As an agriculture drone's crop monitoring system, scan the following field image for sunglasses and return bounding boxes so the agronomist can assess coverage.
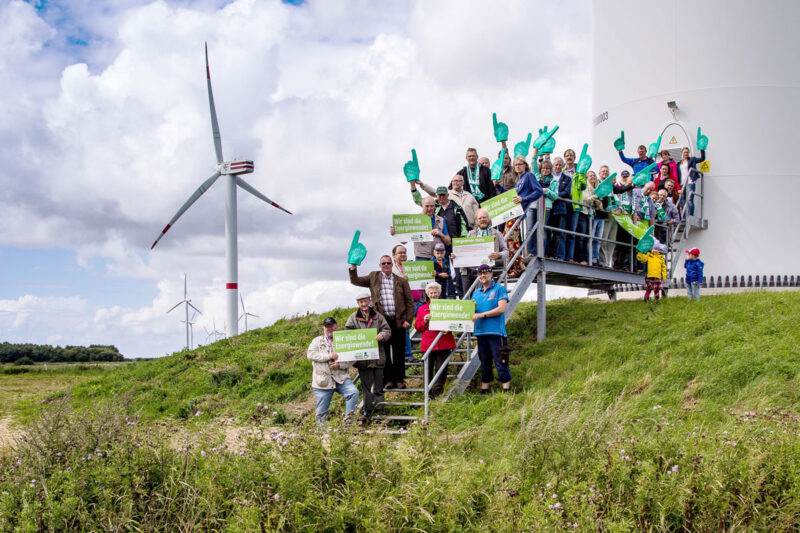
[380,262,392,265]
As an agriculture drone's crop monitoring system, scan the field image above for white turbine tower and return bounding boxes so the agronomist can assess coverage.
[181,310,199,350]
[151,44,292,339]
[205,320,225,343]
[167,274,202,350]
[238,293,259,332]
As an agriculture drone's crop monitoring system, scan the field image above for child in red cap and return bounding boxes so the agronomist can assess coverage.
[684,248,704,300]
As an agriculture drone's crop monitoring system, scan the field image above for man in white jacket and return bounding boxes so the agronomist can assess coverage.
[306,317,359,425]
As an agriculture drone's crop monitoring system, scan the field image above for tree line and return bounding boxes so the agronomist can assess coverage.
[0,342,125,364]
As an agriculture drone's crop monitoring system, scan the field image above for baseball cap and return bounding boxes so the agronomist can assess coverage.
[435,186,448,195]
[322,317,337,326]
[620,170,631,177]
[477,264,492,273]
[434,242,445,251]
[686,248,700,256]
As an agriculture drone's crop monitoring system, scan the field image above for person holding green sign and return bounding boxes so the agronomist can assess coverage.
[411,174,478,229]
[471,264,511,393]
[415,282,457,398]
[307,317,359,426]
[345,293,391,417]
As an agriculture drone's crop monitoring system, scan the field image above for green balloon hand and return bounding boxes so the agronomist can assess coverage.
[696,127,709,150]
[347,230,367,266]
[491,149,506,181]
[636,226,655,253]
[594,172,616,199]
[613,130,625,151]
[647,136,662,159]
[633,161,658,187]
[533,125,559,151]
[492,113,509,142]
[403,149,420,182]
[576,143,592,174]
[514,133,532,158]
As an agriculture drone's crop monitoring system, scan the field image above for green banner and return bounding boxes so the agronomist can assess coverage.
[333,329,379,362]
[402,261,435,290]
[612,213,650,239]
[480,189,523,224]
[429,299,476,333]
[392,214,433,242]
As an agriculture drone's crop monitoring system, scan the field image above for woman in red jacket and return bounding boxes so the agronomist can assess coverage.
[414,282,457,397]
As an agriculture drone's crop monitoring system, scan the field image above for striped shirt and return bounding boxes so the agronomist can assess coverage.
[379,273,395,317]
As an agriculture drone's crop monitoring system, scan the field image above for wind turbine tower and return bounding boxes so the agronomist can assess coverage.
[151,44,292,338]
[167,274,201,350]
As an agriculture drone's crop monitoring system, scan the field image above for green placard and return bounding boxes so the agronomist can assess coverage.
[612,213,650,239]
[480,189,524,224]
[402,261,435,290]
[429,299,476,333]
[333,329,379,362]
[392,214,433,242]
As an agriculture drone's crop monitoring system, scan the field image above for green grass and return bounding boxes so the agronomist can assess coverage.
[2,292,800,531]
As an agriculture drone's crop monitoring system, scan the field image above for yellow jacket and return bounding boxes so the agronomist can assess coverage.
[636,251,667,280]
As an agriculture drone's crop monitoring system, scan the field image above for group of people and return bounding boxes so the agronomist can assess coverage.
[307,131,708,424]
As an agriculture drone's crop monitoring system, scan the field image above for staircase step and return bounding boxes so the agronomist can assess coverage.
[378,401,424,407]
[384,387,424,393]
[368,415,419,422]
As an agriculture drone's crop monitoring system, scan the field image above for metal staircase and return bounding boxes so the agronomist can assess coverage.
[366,196,647,422]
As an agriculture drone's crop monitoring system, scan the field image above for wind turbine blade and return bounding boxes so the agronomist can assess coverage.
[151,170,221,249]
[239,292,245,310]
[188,302,202,315]
[236,177,293,215]
[247,313,259,318]
[205,43,224,164]
[166,301,185,314]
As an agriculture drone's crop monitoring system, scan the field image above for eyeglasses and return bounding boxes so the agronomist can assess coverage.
[380,262,392,265]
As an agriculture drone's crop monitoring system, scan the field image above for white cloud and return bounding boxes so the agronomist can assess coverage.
[0,0,594,357]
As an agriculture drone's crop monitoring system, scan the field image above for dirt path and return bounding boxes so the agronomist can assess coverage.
[0,416,19,451]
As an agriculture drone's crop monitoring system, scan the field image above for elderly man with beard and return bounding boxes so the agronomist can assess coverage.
[452,208,509,295]
[344,292,391,417]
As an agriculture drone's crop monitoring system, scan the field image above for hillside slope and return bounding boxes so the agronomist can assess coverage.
[3,291,799,531]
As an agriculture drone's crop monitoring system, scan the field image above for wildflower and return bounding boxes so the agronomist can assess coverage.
[554,502,562,509]
[552,493,558,499]
[257,402,262,407]
[272,411,277,416]
[195,411,201,417]
[200,451,207,457]
[56,452,62,457]
[653,405,662,410]
[671,465,679,473]
[479,459,484,464]
[273,493,280,501]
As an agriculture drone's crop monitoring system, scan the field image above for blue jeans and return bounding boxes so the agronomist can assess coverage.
[524,205,539,255]
[591,219,605,264]
[687,281,700,300]
[551,212,568,260]
[477,335,511,383]
[314,378,359,424]
[564,209,579,261]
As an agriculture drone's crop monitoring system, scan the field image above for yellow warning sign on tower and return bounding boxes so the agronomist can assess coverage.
[699,161,710,172]
[669,136,677,144]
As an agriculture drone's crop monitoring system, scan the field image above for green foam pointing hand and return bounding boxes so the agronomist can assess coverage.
[647,136,662,159]
[636,226,655,253]
[514,133,532,158]
[594,173,616,199]
[492,113,509,142]
[403,149,420,182]
[696,127,708,150]
[533,125,559,151]
[347,230,367,266]
[491,149,506,181]
[633,162,658,187]
[614,130,625,151]
[576,143,592,174]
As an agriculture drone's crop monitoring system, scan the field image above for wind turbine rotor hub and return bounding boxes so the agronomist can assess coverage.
[220,160,254,175]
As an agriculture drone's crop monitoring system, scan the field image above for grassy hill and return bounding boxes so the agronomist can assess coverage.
[2,291,799,531]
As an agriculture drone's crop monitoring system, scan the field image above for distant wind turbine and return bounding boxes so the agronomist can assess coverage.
[151,43,292,339]
[181,310,199,350]
[167,274,202,350]
[238,293,259,332]
[204,319,225,344]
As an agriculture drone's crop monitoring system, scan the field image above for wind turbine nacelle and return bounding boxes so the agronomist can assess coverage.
[220,160,254,175]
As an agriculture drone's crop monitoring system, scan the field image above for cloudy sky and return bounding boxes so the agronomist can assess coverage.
[0,0,592,358]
